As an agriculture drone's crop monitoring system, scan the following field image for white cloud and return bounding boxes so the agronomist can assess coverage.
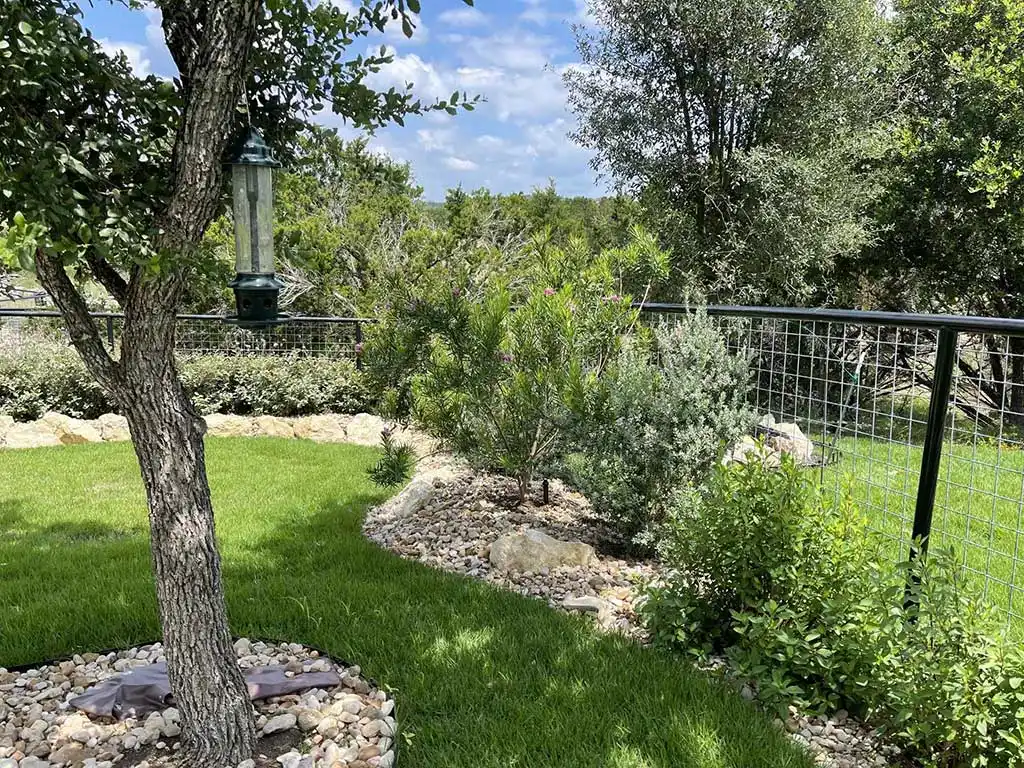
[98,39,151,76]
[461,32,557,71]
[386,11,429,45]
[519,0,553,26]
[444,156,479,171]
[417,128,455,152]
[438,6,489,27]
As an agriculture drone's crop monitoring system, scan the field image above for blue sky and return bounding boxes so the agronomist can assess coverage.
[80,0,602,201]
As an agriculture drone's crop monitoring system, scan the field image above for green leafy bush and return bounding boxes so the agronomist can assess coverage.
[180,355,372,416]
[367,428,416,488]
[642,458,1024,766]
[0,347,373,420]
[0,345,109,420]
[366,228,669,502]
[559,312,751,540]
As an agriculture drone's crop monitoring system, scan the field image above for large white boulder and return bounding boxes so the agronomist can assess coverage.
[345,413,388,447]
[293,414,348,442]
[40,412,103,445]
[489,529,596,572]
[95,413,131,442]
[204,413,255,438]
[253,415,295,438]
[769,422,815,465]
[2,419,62,449]
[723,435,781,467]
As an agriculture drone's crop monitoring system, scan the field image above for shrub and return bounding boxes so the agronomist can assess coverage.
[0,348,373,420]
[558,312,751,540]
[367,428,416,488]
[642,457,1024,766]
[180,355,372,416]
[0,344,110,420]
[366,228,669,502]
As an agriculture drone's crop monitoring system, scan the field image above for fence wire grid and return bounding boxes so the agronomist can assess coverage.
[645,307,1024,632]
[0,311,365,362]
[7,305,1024,630]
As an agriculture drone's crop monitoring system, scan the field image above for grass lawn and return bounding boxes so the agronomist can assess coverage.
[816,431,1024,633]
[0,439,811,768]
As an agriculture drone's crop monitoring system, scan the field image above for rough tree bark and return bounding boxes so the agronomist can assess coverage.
[34,0,264,764]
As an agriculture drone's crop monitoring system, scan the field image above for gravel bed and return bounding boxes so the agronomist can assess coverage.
[0,639,395,767]
[364,458,904,768]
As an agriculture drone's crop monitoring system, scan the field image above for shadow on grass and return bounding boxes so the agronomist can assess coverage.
[0,440,809,768]
[222,496,810,768]
[0,501,157,664]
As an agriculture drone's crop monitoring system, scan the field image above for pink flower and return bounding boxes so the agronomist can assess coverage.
[354,342,365,355]
[500,352,513,363]
[604,294,622,303]
[452,286,462,297]
[544,287,556,296]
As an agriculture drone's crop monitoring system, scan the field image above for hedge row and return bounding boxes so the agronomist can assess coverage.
[0,347,374,421]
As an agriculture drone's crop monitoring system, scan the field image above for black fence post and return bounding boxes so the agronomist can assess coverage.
[105,316,115,350]
[906,327,957,595]
[354,320,363,371]
[910,328,957,557]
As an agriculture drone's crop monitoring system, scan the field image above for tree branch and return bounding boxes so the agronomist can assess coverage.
[84,251,130,306]
[34,248,122,392]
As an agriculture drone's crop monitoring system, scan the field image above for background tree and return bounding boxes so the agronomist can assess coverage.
[866,0,1024,414]
[196,126,424,315]
[0,0,472,764]
[566,0,890,304]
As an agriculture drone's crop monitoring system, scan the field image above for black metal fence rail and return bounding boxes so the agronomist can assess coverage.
[642,304,1024,631]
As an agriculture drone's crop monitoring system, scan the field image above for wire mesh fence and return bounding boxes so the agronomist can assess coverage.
[8,304,1024,629]
[0,310,366,363]
[643,305,1024,632]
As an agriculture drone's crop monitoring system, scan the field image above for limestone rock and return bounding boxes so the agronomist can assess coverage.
[724,435,781,467]
[95,413,130,442]
[41,412,103,445]
[562,596,607,614]
[262,713,297,735]
[345,413,387,447]
[389,477,436,519]
[204,413,254,438]
[769,422,815,465]
[253,415,295,439]
[1,419,61,449]
[489,529,595,572]
[293,414,348,442]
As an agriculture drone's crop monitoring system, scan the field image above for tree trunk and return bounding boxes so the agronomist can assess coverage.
[1008,335,1024,427]
[36,248,258,766]
[123,355,256,765]
[121,274,257,765]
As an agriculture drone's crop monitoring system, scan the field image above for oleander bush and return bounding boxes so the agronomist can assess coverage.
[642,457,1024,767]
[366,228,670,502]
[0,346,373,420]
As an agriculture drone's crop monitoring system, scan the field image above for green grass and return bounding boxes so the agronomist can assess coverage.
[0,439,810,768]
[817,431,1024,632]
